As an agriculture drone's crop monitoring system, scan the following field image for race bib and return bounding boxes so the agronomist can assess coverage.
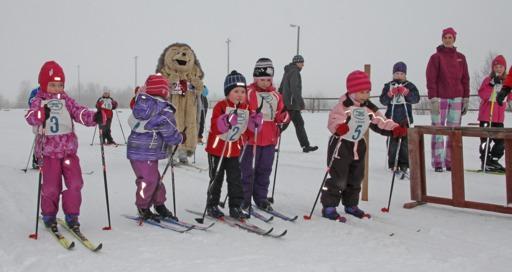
[128,114,150,133]
[219,107,249,142]
[42,99,73,136]
[101,98,113,110]
[256,92,278,121]
[341,107,370,142]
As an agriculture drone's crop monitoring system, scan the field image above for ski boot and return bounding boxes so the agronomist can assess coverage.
[344,206,370,219]
[302,145,319,153]
[43,215,58,230]
[154,204,178,221]
[256,199,273,212]
[321,207,346,222]
[138,208,160,222]
[206,205,225,219]
[488,158,506,172]
[229,206,250,220]
[65,214,81,232]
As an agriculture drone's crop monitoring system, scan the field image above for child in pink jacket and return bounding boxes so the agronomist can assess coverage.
[25,61,103,232]
[477,55,511,172]
[320,70,407,222]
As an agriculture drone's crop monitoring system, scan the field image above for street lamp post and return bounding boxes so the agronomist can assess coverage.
[77,65,81,102]
[290,24,301,55]
[134,56,138,87]
[226,38,231,74]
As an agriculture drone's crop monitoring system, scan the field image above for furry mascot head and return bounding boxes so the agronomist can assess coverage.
[156,43,204,93]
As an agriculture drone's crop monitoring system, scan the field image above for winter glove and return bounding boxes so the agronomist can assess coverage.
[94,110,106,126]
[276,110,290,125]
[217,113,238,133]
[248,112,264,131]
[336,123,350,136]
[489,76,502,87]
[392,126,408,138]
[461,97,470,116]
[430,98,440,116]
[496,86,511,106]
[37,104,51,122]
[387,87,399,98]
[396,86,409,96]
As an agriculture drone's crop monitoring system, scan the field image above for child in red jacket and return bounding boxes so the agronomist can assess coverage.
[477,55,511,172]
[204,71,256,220]
[241,58,290,212]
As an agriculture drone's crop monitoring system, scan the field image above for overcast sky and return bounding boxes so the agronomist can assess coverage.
[1,0,511,102]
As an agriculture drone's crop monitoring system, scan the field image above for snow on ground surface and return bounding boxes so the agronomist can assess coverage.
[0,108,511,272]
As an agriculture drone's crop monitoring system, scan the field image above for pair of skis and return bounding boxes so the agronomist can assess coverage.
[250,207,298,222]
[43,218,102,252]
[186,210,287,238]
[123,215,214,233]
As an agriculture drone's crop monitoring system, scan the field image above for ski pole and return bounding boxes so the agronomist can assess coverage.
[97,123,112,230]
[90,125,97,146]
[115,109,127,144]
[245,100,264,215]
[23,135,36,173]
[381,137,403,213]
[483,85,498,173]
[304,136,343,220]
[29,122,46,240]
[160,128,186,217]
[195,106,239,224]
[268,125,283,204]
[385,83,398,169]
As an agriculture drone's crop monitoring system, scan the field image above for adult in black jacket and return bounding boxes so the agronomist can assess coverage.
[279,55,317,153]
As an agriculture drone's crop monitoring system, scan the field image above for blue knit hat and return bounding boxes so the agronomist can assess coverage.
[292,55,304,63]
[393,62,407,74]
[224,70,246,96]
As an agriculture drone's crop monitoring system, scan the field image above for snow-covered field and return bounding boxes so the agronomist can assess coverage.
[1,109,511,272]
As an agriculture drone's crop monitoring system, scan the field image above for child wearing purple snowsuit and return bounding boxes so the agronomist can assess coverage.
[127,74,184,220]
[25,61,101,230]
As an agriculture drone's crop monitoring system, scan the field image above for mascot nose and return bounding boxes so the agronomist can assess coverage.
[181,52,186,57]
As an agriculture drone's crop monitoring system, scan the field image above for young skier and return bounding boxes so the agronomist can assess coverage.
[241,58,290,212]
[96,91,118,145]
[379,62,420,174]
[477,55,510,172]
[127,74,185,220]
[320,70,407,221]
[25,61,104,232]
[204,71,256,219]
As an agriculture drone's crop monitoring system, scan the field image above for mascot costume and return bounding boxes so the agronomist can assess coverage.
[156,43,204,163]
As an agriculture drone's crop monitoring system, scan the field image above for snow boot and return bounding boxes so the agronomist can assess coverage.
[302,145,319,153]
[138,207,160,222]
[322,207,346,222]
[42,215,57,229]
[229,207,250,220]
[256,199,273,212]
[154,204,178,221]
[344,206,368,219]
[65,214,80,232]
[488,158,506,172]
[206,205,225,219]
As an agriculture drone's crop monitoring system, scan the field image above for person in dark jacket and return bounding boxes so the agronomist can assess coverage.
[279,55,317,153]
[379,62,420,173]
[426,27,470,172]
[96,91,118,145]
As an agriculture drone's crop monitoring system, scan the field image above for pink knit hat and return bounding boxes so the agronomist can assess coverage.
[346,70,371,93]
[492,55,507,68]
[442,27,457,40]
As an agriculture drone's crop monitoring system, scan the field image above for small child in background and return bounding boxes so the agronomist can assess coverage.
[379,62,420,175]
[477,55,510,172]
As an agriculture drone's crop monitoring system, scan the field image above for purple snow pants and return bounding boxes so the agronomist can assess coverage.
[130,160,167,209]
[240,144,275,206]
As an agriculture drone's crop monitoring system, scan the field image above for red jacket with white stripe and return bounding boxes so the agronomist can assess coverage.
[245,83,290,146]
[205,99,250,158]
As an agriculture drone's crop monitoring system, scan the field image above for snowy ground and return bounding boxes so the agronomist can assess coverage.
[1,108,511,272]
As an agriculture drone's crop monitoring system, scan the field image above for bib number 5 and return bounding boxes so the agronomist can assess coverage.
[352,124,362,141]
